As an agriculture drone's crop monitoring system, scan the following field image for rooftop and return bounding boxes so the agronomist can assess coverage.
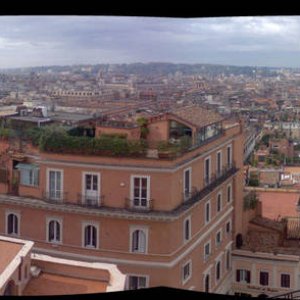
[169,105,223,128]
[23,272,107,296]
[0,240,22,274]
[257,190,300,220]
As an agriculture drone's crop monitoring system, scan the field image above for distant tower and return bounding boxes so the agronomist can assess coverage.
[97,70,105,87]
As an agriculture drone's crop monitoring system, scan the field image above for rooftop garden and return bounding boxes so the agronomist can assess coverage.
[2,123,194,159]
[23,126,148,157]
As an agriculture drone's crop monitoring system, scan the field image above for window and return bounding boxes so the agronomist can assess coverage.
[227,145,232,167]
[216,261,221,281]
[226,221,231,234]
[227,184,232,203]
[83,224,98,248]
[281,274,290,288]
[18,264,22,281]
[260,271,269,286]
[183,217,191,242]
[128,276,147,290]
[216,230,222,246]
[204,274,210,293]
[205,201,211,224]
[17,164,39,187]
[47,169,63,200]
[217,192,222,213]
[204,157,211,186]
[236,269,251,283]
[204,241,211,260]
[183,168,191,200]
[47,219,61,243]
[226,250,231,270]
[7,213,19,235]
[131,176,150,208]
[182,261,192,284]
[131,229,147,253]
[82,172,100,206]
[216,151,222,177]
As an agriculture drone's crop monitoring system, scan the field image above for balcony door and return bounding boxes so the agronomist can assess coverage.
[83,173,100,205]
[48,170,62,200]
[183,168,192,201]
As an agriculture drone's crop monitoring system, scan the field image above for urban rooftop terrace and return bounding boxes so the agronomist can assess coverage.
[0,104,234,160]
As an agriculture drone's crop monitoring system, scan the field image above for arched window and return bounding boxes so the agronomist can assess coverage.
[7,213,18,235]
[205,274,210,293]
[132,230,146,253]
[48,220,61,242]
[84,225,97,248]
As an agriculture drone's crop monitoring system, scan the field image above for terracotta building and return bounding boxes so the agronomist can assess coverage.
[0,105,244,293]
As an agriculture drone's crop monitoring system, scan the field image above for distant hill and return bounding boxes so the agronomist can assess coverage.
[0,62,290,77]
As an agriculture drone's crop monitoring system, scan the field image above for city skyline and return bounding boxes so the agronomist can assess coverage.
[1,16,300,69]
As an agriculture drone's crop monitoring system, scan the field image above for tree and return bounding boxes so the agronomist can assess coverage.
[136,117,149,140]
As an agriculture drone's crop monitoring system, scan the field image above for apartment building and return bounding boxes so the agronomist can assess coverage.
[0,105,244,293]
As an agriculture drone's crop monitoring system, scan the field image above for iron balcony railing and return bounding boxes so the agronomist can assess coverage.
[125,197,154,212]
[204,163,235,188]
[76,194,104,208]
[182,162,237,206]
[42,191,69,203]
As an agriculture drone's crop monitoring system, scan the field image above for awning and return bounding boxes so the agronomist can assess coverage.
[15,163,39,170]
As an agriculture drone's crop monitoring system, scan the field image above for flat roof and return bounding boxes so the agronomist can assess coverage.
[48,112,95,122]
[23,272,107,296]
[0,240,23,274]
[10,116,52,123]
[258,191,300,219]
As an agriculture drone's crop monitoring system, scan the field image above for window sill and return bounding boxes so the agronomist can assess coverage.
[131,250,147,254]
[182,276,191,286]
[83,245,97,249]
[204,255,211,262]
[19,184,39,188]
[48,241,62,246]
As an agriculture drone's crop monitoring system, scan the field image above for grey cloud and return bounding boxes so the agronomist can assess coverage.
[1,16,300,68]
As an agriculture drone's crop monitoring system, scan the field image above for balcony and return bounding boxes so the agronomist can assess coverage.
[76,194,104,208]
[125,197,154,212]
[180,162,237,210]
[42,191,69,203]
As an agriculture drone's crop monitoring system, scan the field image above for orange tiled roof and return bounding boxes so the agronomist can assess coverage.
[258,191,300,220]
[0,240,22,274]
[23,272,107,296]
[169,105,223,128]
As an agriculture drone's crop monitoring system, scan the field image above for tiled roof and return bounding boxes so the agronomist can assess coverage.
[23,272,107,296]
[169,105,224,128]
[0,240,22,274]
[258,191,300,220]
[250,216,285,232]
[244,230,281,252]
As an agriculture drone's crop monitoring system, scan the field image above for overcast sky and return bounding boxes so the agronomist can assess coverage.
[0,16,300,69]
